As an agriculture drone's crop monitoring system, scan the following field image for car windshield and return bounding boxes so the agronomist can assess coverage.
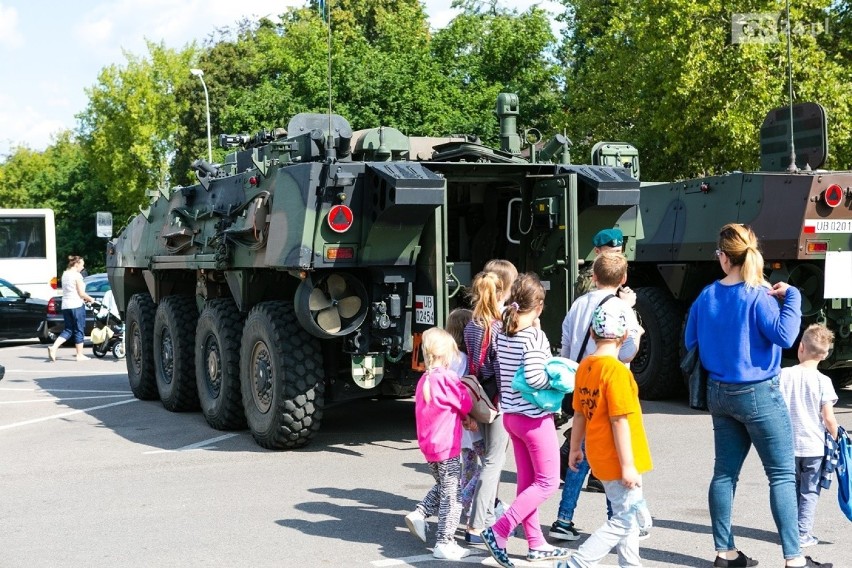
[84,276,111,294]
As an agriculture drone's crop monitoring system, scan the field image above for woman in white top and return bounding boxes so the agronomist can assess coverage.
[48,256,95,362]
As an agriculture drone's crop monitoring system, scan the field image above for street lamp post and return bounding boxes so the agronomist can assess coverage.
[190,68,212,163]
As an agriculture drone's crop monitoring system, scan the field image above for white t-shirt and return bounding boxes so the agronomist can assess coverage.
[61,270,85,310]
[779,365,838,457]
[560,289,641,364]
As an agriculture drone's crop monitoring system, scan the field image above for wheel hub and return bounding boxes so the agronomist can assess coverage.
[160,329,174,385]
[130,323,142,375]
[250,341,273,414]
[204,335,222,397]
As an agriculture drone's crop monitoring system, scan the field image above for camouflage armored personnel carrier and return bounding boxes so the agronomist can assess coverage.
[106,93,641,449]
[626,103,852,399]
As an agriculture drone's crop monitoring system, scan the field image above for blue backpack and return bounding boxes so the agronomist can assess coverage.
[838,426,852,522]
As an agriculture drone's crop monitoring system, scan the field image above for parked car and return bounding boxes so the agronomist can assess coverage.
[0,277,48,342]
[43,273,111,343]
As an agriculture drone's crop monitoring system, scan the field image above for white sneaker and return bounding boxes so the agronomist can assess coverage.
[433,541,470,560]
[47,346,57,361]
[76,355,91,361]
[405,510,426,543]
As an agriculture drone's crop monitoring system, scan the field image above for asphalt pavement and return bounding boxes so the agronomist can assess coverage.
[1,340,850,568]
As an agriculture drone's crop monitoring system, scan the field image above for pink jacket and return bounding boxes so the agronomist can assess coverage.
[414,367,473,462]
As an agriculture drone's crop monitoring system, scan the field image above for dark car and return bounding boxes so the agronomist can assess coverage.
[44,273,111,342]
[0,277,49,342]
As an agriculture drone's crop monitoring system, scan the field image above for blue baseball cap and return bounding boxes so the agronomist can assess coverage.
[592,228,624,248]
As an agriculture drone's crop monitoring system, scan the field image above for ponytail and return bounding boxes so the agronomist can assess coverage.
[718,223,765,288]
[470,272,502,327]
[501,272,545,336]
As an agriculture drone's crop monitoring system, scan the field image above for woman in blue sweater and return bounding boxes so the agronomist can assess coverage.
[685,224,830,568]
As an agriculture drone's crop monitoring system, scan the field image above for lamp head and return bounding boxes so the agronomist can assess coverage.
[190,68,204,77]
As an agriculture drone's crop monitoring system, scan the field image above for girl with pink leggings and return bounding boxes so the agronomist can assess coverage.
[480,273,570,568]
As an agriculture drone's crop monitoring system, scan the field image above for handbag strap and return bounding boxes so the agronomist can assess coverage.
[576,294,616,361]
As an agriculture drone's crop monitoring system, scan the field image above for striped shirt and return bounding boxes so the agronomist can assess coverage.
[463,319,502,398]
[495,326,551,418]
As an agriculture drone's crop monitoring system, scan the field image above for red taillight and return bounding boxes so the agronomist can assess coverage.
[806,241,829,254]
[47,298,58,315]
[50,277,58,290]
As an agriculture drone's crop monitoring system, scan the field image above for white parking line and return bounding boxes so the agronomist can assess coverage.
[0,398,138,430]
[0,394,134,404]
[371,553,609,567]
[6,369,127,379]
[0,388,132,393]
[143,433,239,454]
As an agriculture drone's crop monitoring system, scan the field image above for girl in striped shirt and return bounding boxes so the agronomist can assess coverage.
[480,273,570,567]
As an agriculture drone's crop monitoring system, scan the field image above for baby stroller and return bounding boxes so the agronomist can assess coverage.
[90,300,125,359]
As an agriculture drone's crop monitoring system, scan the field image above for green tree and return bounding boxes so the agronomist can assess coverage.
[558,0,852,179]
[0,132,109,272]
[431,5,565,145]
[77,41,199,219]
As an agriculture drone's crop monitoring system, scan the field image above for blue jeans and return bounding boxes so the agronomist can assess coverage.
[557,441,613,521]
[707,377,800,559]
[564,480,644,568]
[60,306,86,344]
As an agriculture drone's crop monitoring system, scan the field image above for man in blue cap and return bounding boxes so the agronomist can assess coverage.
[575,228,633,302]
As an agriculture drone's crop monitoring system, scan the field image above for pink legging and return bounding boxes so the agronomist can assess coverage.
[491,412,560,550]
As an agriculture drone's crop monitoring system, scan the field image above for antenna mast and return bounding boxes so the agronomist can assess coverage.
[785,0,797,172]
[325,0,336,161]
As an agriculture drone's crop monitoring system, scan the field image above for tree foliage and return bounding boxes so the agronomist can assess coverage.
[77,41,198,220]
[558,0,852,179]
[0,132,109,272]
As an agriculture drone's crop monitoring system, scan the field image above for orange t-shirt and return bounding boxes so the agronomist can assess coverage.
[573,354,653,481]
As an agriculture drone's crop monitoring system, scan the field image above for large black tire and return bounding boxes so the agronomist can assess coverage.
[827,368,852,390]
[196,298,246,430]
[154,295,200,412]
[126,293,158,400]
[240,301,324,449]
[632,287,683,400]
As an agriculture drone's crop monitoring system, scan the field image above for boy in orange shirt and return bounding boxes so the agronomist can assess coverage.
[557,302,653,568]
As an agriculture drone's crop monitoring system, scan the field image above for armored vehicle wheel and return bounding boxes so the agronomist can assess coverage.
[240,301,324,450]
[196,298,246,430]
[126,293,158,400]
[632,287,683,400]
[827,368,852,389]
[154,296,200,412]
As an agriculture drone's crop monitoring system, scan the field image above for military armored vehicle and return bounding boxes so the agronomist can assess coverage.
[106,93,641,449]
[626,103,852,399]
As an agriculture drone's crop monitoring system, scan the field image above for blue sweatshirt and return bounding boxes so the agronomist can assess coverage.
[684,281,801,384]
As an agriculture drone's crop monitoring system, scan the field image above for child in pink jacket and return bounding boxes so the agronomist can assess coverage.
[405,327,474,561]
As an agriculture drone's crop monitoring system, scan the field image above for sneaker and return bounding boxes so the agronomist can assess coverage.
[713,551,758,567]
[800,534,819,548]
[549,520,581,541]
[481,527,514,568]
[465,531,484,544]
[800,557,832,567]
[526,547,571,562]
[404,510,426,543]
[638,530,650,541]
[433,541,470,560]
[585,475,605,493]
[76,354,91,361]
[47,346,57,362]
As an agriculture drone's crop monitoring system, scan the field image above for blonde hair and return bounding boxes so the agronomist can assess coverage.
[718,223,765,288]
[446,308,472,353]
[484,259,518,300]
[421,327,460,370]
[469,272,503,327]
[800,324,834,360]
[593,252,627,288]
[502,272,546,336]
